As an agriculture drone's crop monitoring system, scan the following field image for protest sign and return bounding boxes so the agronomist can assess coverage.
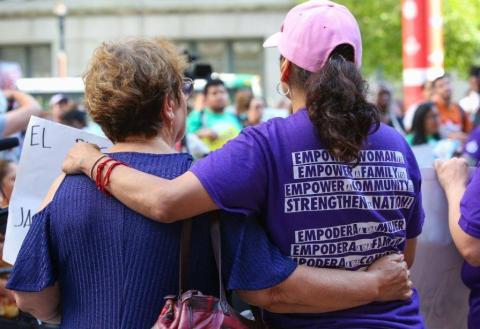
[3,116,112,264]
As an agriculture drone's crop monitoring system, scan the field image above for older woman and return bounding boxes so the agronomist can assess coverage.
[8,37,411,328]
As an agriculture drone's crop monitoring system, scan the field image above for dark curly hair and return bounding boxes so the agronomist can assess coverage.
[84,38,187,142]
[287,44,380,164]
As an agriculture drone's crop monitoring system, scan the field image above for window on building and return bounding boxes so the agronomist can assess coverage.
[175,39,263,75]
[0,44,52,77]
[232,40,262,75]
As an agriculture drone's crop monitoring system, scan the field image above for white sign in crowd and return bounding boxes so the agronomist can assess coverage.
[3,116,112,265]
[2,117,472,328]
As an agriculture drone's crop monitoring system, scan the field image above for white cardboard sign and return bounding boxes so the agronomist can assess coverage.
[3,116,112,264]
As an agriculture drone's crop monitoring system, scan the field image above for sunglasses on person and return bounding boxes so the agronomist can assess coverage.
[182,78,194,99]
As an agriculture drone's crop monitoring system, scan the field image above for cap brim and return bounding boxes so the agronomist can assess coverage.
[263,32,282,48]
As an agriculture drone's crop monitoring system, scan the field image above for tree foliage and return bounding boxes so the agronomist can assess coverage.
[299,0,480,79]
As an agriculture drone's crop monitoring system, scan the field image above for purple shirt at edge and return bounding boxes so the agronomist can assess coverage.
[191,109,425,329]
[460,165,480,329]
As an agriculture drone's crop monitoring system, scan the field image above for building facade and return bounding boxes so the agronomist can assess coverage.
[0,0,295,104]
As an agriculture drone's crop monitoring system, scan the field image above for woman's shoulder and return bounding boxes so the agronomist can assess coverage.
[43,152,194,212]
[108,152,193,178]
[366,124,420,168]
[368,123,409,146]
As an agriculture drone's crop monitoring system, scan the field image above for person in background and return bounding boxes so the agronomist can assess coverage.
[376,86,405,134]
[432,74,472,142]
[0,62,22,92]
[244,97,264,127]
[59,103,87,130]
[233,88,253,125]
[405,102,441,146]
[435,158,480,329]
[186,79,242,151]
[459,66,480,126]
[404,81,434,132]
[0,90,41,138]
[0,159,16,208]
[48,94,70,123]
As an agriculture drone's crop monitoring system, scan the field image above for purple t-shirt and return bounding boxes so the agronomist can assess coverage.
[191,109,425,328]
[459,165,480,329]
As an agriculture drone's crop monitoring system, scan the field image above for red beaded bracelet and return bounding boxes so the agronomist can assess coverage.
[95,158,115,193]
[102,160,128,196]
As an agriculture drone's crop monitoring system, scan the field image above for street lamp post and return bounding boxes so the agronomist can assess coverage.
[53,2,68,77]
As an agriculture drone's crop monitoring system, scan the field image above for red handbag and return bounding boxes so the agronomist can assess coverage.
[152,212,265,329]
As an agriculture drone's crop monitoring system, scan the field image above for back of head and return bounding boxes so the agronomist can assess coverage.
[264,1,379,164]
[305,45,379,163]
[84,37,187,143]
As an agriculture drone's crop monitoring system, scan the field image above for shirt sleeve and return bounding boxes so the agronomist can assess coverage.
[404,144,425,239]
[459,166,480,238]
[220,213,297,291]
[186,110,203,134]
[190,127,270,217]
[6,204,58,292]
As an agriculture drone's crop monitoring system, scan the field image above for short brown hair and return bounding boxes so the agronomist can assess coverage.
[84,38,187,142]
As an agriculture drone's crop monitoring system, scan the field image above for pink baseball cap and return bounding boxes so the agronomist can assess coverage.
[263,0,362,72]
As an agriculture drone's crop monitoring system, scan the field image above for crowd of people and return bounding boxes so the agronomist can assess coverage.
[376,67,480,168]
[0,0,477,328]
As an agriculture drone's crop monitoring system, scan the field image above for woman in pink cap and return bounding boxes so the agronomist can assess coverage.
[62,1,424,328]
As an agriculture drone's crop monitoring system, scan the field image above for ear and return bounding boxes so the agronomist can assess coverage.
[280,58,292,84]
[161,95,176,122]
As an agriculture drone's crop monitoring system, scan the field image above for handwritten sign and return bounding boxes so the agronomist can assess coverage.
[410,168,474,329]
[3,116,112,264]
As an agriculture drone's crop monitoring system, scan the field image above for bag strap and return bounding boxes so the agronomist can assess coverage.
[178,219,192,296]
[210,213,268,327]
[210,211,227,303]
[251,306,265,325]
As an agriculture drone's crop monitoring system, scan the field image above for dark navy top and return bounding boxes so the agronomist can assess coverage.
[7,152,296,329]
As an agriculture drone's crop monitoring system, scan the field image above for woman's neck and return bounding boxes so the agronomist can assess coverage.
[290,88,307,113]
[108,135,177,154]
